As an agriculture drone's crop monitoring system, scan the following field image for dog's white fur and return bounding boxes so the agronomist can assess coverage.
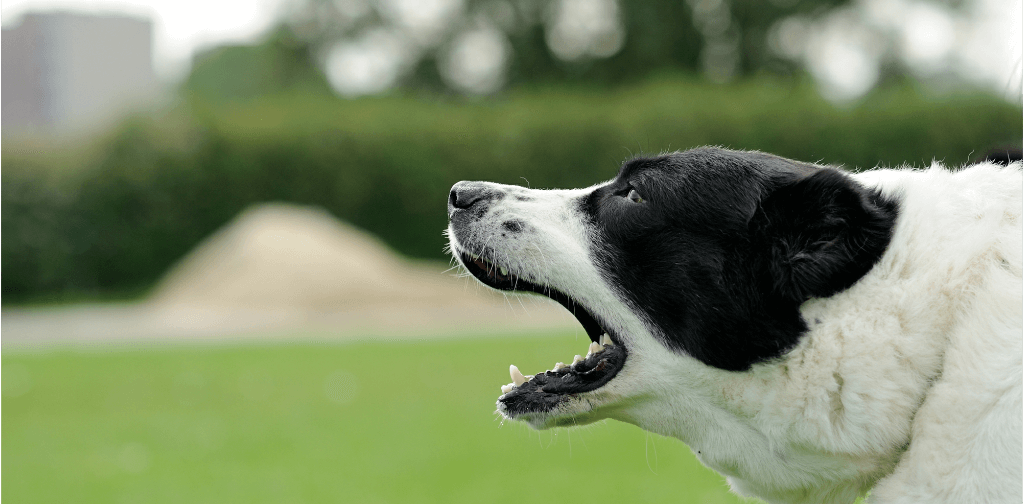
[449,160,1022,503]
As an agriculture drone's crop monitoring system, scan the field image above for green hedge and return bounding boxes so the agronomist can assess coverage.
[3,76,1021,303]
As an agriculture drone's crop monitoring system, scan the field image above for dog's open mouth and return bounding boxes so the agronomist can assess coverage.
[459,250,627,418]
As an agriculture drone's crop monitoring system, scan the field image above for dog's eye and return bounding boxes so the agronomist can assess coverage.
[627,188,645,203]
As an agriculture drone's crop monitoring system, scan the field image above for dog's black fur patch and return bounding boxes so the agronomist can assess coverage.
[502,220,525,233]
[976,146,1023,166]
[582,148,899,371]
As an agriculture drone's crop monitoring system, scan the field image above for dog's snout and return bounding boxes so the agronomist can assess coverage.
[449,181,503,217]
[449,182,483,210]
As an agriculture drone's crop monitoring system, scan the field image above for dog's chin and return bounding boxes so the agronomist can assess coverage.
[451,245,629,425]
[499,393,614,430]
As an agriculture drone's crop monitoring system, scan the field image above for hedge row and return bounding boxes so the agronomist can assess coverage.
[3,76,1021,303]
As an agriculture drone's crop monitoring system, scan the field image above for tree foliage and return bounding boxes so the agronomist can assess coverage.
[185,0,853,100]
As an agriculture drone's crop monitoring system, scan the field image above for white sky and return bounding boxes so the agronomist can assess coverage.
[1,0,290,80]
[2,0,1020,101]
[808,0,1023,102]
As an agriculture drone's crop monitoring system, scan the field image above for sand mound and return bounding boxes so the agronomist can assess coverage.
[152,203,488,309]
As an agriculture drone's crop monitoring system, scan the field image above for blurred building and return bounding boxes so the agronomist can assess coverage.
[2,12,157,135]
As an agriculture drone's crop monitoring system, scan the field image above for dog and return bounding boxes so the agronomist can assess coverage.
[445,147,1022,504]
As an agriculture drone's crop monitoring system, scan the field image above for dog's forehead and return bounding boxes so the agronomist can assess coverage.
[600,150,770,227]
[616,148,816,183]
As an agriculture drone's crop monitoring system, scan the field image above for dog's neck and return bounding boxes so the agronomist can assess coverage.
[611,236,963,502]
[611,330,917,503]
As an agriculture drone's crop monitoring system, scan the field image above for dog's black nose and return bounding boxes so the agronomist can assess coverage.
[449,181,488,213]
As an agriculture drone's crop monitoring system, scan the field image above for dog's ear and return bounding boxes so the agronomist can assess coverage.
[752,168,897,302]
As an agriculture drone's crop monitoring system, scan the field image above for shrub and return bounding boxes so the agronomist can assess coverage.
[3,76,1020,303]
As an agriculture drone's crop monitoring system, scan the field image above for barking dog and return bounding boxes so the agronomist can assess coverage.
[445,147,1022,504]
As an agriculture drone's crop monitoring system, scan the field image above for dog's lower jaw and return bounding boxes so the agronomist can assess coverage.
[498,395,594,430]
[497,399,598,430]
[495,346,630,428]
[499,392,637,430]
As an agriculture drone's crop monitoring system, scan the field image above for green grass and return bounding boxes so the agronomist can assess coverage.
[2,333,751,504]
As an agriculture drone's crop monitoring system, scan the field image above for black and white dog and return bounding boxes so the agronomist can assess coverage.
[446,147,1022,504]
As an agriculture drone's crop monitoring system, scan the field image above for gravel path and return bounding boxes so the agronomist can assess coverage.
[1,295,577,351]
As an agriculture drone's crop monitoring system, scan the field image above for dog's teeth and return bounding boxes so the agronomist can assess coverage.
[572,354,584,365]
[600,334,613,346]
[510,365,526,386]
[553,362,567,371]
[501,384,513,394]
[588,341,604,356]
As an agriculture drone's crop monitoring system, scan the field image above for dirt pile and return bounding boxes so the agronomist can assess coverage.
[153,203,467,308]
[144,202,574,339]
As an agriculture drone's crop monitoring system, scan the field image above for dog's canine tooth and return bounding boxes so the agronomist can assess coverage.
[600,334,613,346]
[510,365,526,386]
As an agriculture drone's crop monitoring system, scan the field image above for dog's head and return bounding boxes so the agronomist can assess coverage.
[446,147,897,429]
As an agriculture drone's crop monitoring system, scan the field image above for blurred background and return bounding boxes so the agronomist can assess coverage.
[2,0,1022,502]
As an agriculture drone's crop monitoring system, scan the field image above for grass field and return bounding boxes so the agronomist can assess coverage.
[2,332,752,504]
